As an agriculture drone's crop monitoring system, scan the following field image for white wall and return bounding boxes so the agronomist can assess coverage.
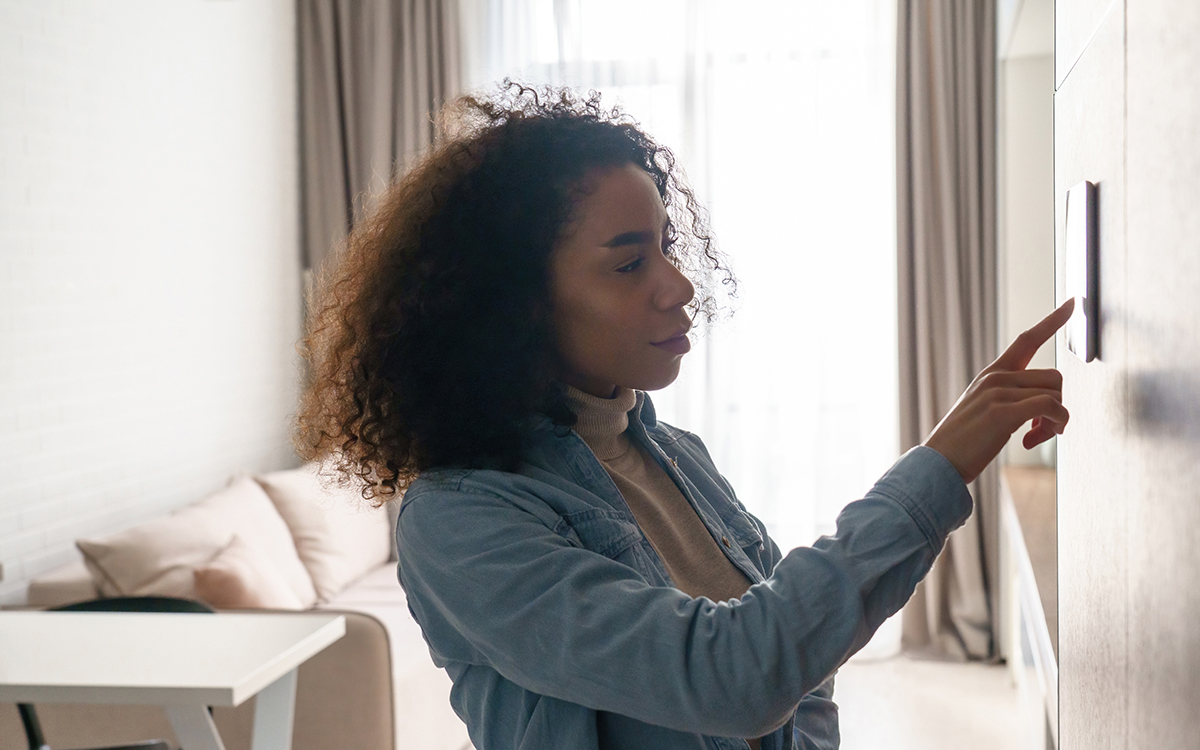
[0,0,303,604]
[997,0,1055,468]
[997,53,1056,466]
[998,55,1055,351]
[997,0,1055,469]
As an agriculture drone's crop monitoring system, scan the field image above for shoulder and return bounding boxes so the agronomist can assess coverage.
[400,467,562,528]
[396,449,620,547]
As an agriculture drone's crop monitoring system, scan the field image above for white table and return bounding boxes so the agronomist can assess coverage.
[0,611,345,750]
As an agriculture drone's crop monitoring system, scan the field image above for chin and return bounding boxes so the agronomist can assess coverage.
[629,364,683,392]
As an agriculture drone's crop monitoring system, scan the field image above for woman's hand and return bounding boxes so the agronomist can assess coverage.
[923,298,1075,484]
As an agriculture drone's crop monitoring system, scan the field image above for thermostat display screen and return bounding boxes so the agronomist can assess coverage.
[1064,180,1098,361]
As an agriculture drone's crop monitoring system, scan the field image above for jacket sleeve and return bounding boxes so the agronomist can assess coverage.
[791,675,838,750]
[751,496,841,748]
[396,446,971,740]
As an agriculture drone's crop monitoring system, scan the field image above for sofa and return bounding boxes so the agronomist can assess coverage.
[0,464,472,750]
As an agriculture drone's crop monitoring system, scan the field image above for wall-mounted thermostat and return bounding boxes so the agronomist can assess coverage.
[1064,180,1098,361]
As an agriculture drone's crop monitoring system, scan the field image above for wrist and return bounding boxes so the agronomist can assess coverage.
[920,438,972,484]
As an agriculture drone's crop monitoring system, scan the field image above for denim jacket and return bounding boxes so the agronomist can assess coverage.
[396,392,972,750]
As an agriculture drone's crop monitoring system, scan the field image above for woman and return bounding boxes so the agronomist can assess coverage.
[297,84,1072,750]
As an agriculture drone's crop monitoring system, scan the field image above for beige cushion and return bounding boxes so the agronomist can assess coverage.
[321,562,401,606]
[255,464,391,602]
[194,535,306,610]
[27,558,101,608]
[76,477,317,606]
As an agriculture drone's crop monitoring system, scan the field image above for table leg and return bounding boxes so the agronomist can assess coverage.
[250,668,298,750]
[166,705,226,750]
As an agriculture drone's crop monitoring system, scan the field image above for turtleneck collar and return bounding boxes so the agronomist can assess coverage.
[564,385,638,458]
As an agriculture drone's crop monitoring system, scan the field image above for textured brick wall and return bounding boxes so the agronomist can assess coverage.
[0,0,303,603]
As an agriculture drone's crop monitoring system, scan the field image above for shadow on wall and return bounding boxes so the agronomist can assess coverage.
[1129,369,1200,442]
[1098,303,1200,443]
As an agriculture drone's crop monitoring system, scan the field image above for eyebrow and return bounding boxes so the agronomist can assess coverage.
[601,230,657,248]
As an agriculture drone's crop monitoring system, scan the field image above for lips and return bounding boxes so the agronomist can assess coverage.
[652,324,691,345]
[652,328,692,355]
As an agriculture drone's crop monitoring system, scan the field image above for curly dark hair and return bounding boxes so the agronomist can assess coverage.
[296,82,734,501]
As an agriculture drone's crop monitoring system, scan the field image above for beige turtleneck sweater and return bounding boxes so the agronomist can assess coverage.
[566,386,754,602]
[566,387,761,745]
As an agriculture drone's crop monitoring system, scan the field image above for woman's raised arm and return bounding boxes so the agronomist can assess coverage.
[395,446,971,741]
[924,299,1074,483]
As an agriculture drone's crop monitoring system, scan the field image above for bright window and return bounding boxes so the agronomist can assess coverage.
[462,0,899,553]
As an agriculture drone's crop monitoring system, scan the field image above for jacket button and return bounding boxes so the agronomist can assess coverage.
[721,536,730,548]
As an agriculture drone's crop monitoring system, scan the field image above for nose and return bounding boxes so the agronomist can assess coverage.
[652,257,696,312]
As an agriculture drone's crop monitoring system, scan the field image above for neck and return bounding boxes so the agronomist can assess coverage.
[563,385,637,442]
[559,372,617,399]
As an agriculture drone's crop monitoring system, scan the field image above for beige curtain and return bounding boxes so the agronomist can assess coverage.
[298,0,462,270]
[896,0,999,661]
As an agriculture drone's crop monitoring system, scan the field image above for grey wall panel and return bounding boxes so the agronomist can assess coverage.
[1055,0,1120,88]
[1124,1,1200,747]
[1053,8,1129,750]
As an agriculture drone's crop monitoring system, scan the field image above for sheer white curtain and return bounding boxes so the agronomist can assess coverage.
[460,0,898,559]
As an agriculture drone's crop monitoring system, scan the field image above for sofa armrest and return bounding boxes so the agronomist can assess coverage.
[209,610,394,750]
[321,566,471,750]
[290,610,395,750]
[26,559,99,609]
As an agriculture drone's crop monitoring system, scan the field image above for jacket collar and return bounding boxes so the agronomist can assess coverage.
[632,390,659,430]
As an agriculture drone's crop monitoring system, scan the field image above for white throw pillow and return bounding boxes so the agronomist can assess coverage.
[76,477,317,607]
[254,464,391,602]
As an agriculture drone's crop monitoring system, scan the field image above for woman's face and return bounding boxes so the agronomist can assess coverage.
[550,163,696,398]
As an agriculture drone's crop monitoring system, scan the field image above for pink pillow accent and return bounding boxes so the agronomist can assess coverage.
[193,535,305,610]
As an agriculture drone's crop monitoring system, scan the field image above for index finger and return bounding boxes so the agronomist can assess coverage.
[992,297,1075,371]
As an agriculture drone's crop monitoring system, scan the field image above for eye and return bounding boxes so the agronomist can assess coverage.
[616,256,645,273]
